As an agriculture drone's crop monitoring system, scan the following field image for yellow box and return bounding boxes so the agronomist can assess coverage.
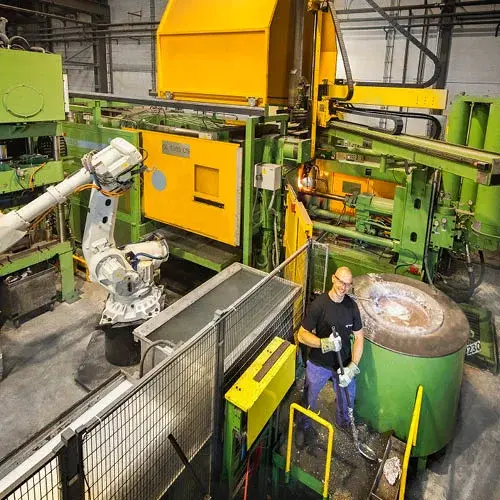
[142,130,242,246]
[225,337,296,448]
[156,0,294,106]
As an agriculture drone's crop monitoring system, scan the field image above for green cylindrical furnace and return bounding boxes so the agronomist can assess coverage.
[353,274,468,457]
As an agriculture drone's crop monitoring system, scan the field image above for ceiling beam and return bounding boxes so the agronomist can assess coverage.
[38,0,109,18]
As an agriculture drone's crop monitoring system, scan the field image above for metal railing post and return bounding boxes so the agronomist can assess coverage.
[210,310,227,494]
[59,428,85,500]
[305,238,315,304]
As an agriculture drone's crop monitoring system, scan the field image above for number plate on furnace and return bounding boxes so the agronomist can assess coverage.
[466,341,481,356]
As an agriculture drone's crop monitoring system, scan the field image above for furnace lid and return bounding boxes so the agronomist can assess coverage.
[353,273,469,357]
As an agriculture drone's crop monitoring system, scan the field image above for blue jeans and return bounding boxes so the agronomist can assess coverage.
[301,360,356,429]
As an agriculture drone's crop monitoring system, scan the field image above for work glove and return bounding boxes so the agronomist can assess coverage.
[320,333,342,353]
[338,362,360,387]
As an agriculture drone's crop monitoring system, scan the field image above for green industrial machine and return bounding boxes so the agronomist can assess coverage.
[0,47,77,324]
[311,119,500,278]
[65,96,312,273]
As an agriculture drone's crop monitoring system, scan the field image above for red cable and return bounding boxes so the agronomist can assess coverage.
[243,457,251,500]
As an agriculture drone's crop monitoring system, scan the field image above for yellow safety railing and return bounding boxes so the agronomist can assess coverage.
[399,385,424,500]
[285,403,334,500]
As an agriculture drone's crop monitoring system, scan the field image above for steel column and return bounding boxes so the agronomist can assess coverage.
[243,117,259,266]
[210,310,227,494]
[59,428,85,500]
[435,0,456,90]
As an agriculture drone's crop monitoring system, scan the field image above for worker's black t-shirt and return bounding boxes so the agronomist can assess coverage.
[302,292,362,370]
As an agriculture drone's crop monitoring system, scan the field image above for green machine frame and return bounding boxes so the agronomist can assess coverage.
[312,115,500,278]
[0,49,77,302]
[65,98,311,272]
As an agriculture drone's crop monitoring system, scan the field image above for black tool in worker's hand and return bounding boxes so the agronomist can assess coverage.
[331,328,377,462]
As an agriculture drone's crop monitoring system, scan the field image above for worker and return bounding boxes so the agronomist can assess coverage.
[296,266,364,449]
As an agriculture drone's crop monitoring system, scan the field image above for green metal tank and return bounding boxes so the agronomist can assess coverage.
[353,274,468,457]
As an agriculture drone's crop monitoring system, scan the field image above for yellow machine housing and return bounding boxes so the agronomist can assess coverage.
[225,337,296,448]
[142,131,243,246]
[156,0,294,106]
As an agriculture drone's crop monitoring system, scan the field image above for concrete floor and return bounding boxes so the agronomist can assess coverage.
[0,280,107,461]
[0,264,499,499]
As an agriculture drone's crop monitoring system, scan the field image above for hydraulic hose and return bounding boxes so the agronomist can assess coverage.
[337,104,443,139]
[327,0,441,90]
[466,248,486,298]
[357,0,442,88]
[8,35,31,50]
[330,103,404,135]
[465,243,475,297]
[326,0,443,136]
[327,0,354,101]
[139,340,174,377]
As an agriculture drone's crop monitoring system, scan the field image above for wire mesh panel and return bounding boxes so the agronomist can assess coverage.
[82,325,217,500]
[2,457,60,500]
[222,243,309,389]
[0,243,313,500]
[311,241,330,294]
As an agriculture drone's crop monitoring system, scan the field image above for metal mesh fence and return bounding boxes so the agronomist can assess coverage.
[3,457,60,500]
[0,241,318,500]
[311,241,330,294]
[82,324,217,500]
[223,243,309,389]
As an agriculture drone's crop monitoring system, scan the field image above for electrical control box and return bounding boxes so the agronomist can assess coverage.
[254,163,282,191]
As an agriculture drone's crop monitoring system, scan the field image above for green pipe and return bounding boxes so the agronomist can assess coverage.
[313,221,396,249]
[243,117,259,266]
[474,102,500,239]
[309,207,356,224]
[444,99,471,202]
[460,103,489,209]
[370,196,394,215]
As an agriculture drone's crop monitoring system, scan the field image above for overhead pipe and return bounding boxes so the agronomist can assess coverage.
[27,19,500,44]
[0,3,93,25]
[336,10,500,23]
[339,19,500,31]
[335,0,500,15]
[28,11,500,39]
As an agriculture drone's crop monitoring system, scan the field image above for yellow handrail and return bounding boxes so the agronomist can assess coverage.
[399,385,424,500]
[285,403,334,500]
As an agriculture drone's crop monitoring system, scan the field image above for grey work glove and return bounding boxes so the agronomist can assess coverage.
[320,333,342,353]
[338,362,360,387]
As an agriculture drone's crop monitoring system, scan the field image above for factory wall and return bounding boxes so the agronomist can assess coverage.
[106,0,168,96]
[336,0,500,134]
[52,0,499,134]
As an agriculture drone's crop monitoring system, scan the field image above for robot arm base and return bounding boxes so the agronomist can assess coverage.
[100,284,164,325]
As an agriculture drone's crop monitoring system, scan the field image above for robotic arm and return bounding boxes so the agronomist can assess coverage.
[0,138,169,325]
